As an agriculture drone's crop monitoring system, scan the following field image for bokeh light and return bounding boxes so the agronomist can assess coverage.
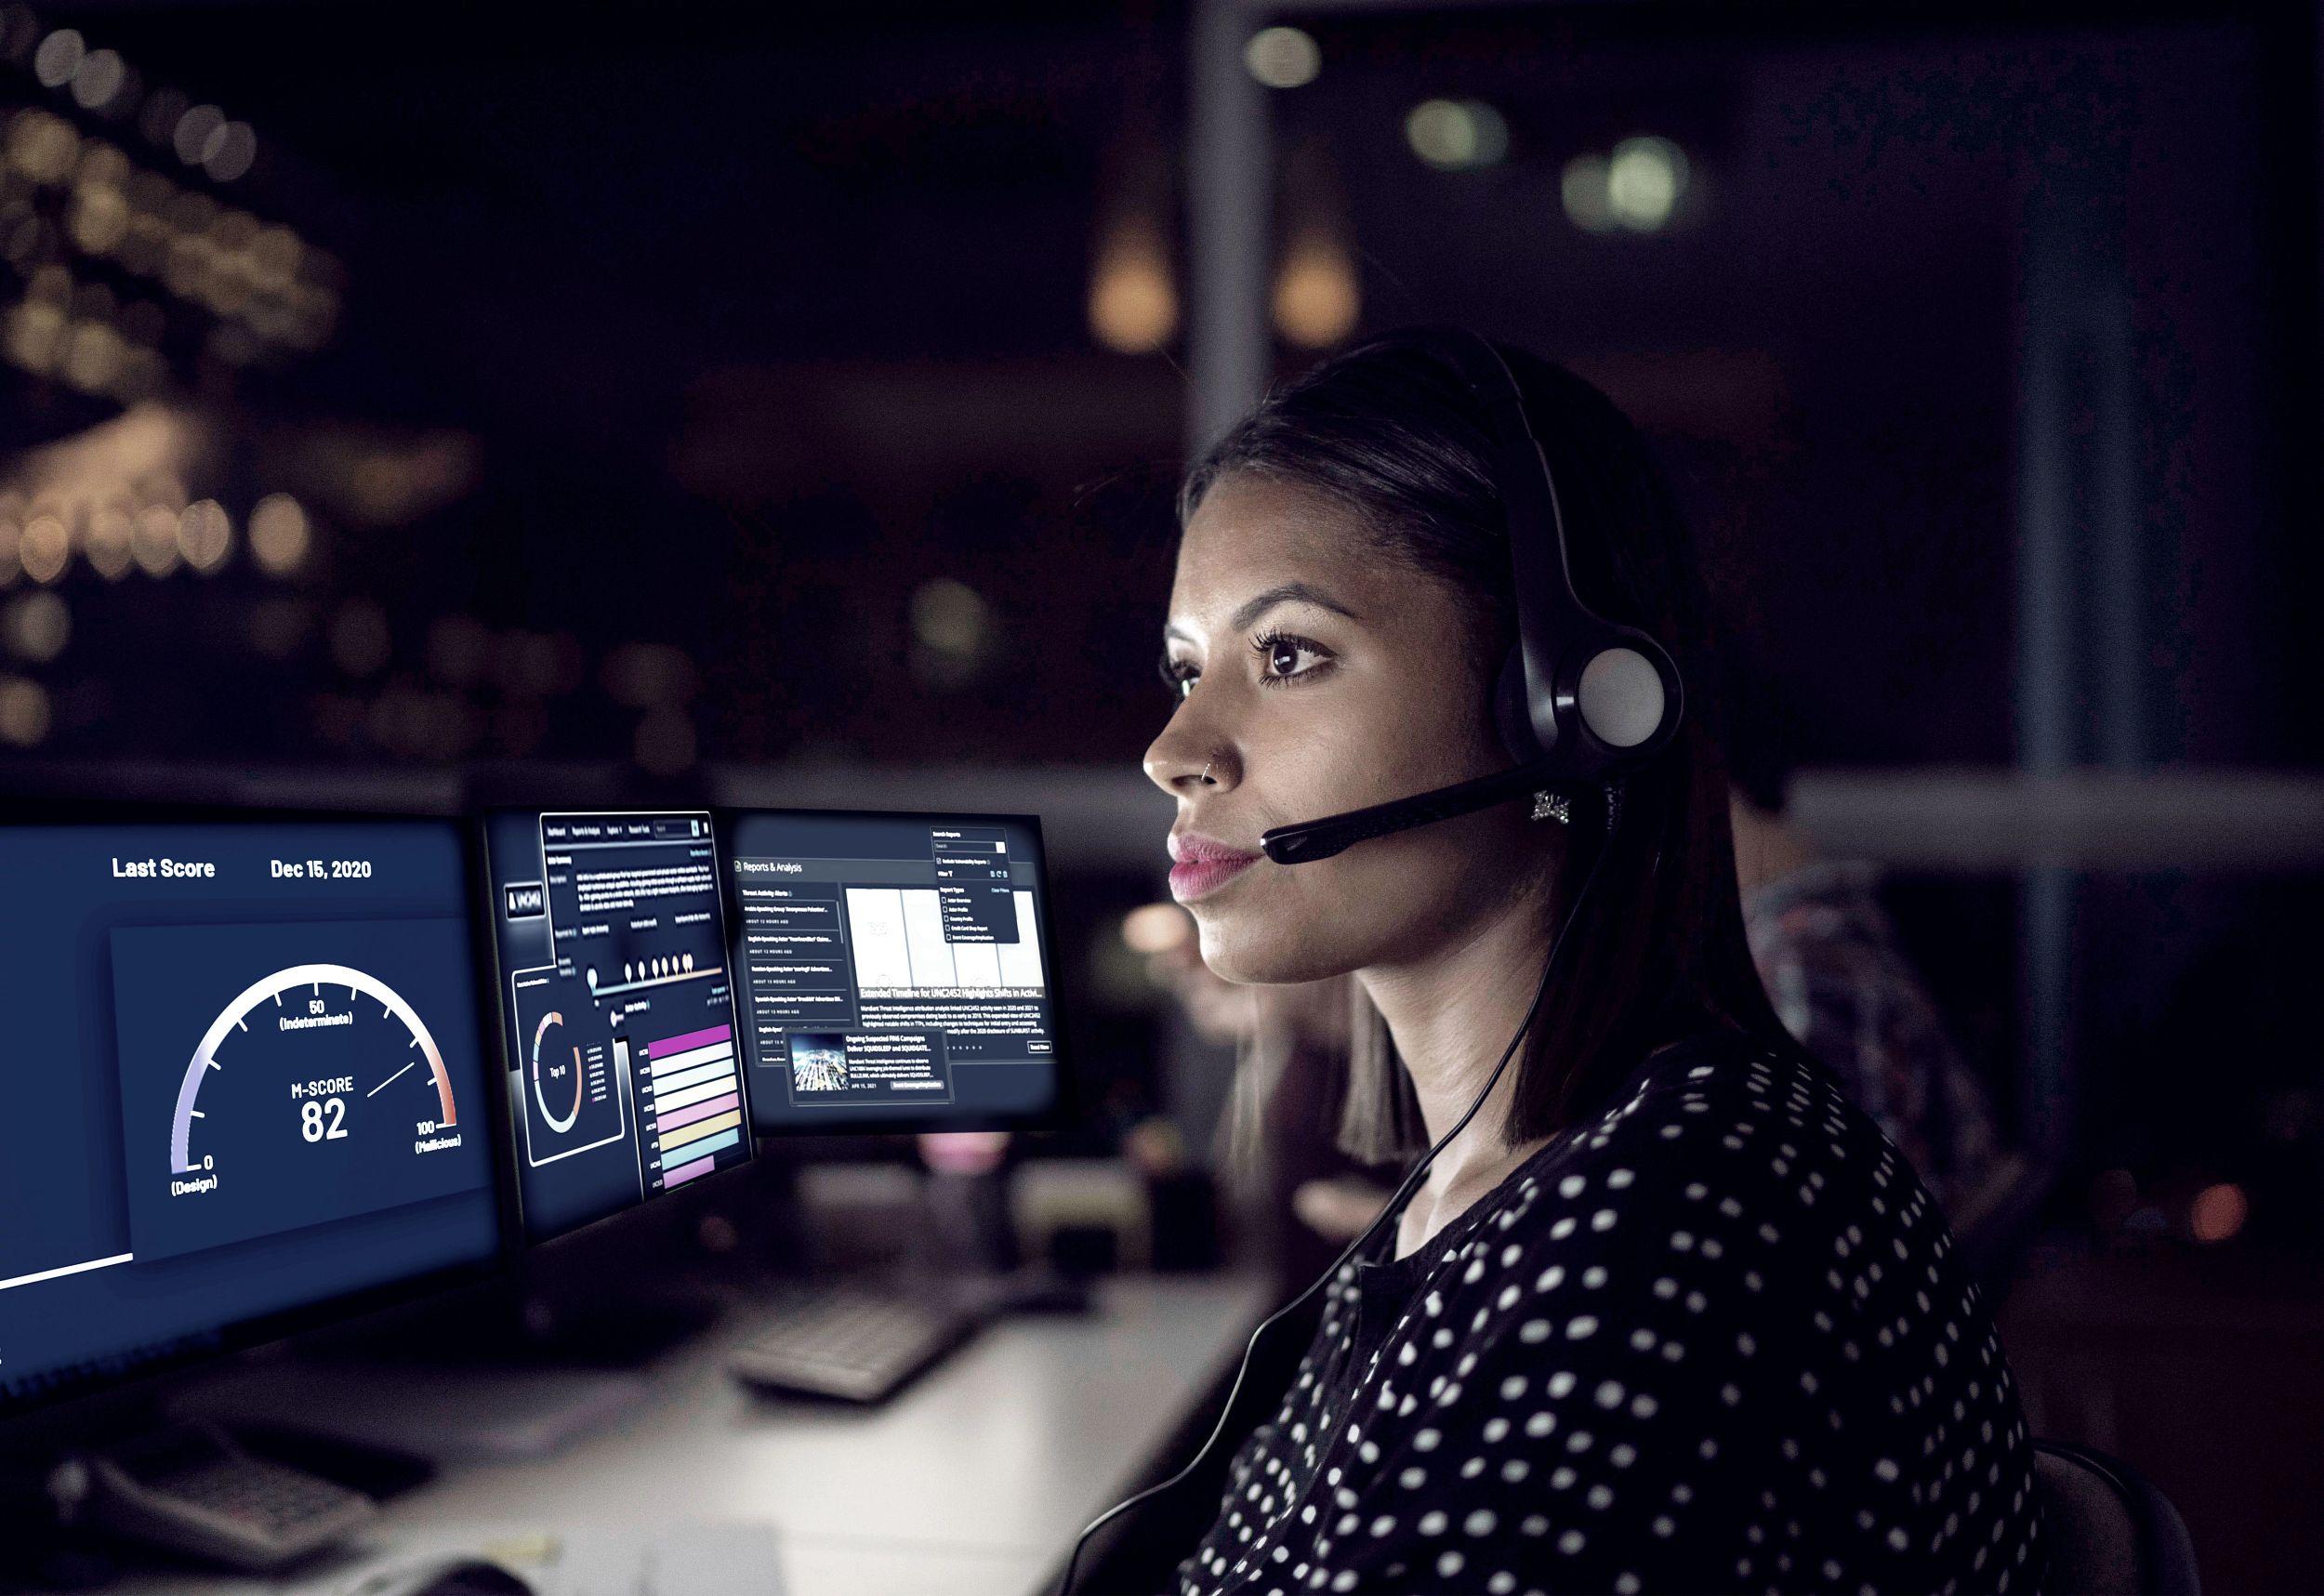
[1605,135,1688,231]
[1121,901,1194,956]
[20,513,67,583]
[130,503,179,575]
[4,589,68,661]
[176,497,231,572]
[1272,233,1359,349]
[1404,99,1509,171]
[171,104,223,166]
[0,675,50,745]
[31,28,82,90]
[247,492,310,575]
[2191,1182,2249,1244]
[84,503,131,579]
[1243,26,1320,90]
[1561,153,1616,233]
[1089,218,1177,354]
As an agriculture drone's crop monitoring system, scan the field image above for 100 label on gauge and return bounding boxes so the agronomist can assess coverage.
[112,919,492,1263]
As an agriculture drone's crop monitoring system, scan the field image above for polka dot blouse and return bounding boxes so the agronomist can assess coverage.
[1176,1025,2048,1595]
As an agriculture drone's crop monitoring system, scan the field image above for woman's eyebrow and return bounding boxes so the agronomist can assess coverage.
[1227,582,1363,633]
[1163,581,1364,645]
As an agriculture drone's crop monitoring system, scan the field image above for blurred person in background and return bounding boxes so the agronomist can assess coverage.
[1720,649,2019,1232]
[1138,332,2044,1593]
[1133,909,1392,1297]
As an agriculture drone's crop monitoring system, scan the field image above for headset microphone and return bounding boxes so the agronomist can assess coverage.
[1256,327,1684,867]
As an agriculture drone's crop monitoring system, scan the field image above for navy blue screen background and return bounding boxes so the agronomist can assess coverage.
[0,821,499,1411]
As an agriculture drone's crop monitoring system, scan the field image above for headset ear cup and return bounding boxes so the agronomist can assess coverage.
[1492,646,1543,765]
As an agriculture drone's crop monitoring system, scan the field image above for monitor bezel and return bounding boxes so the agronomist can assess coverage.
[714,804,1076,1141]
[0,797,521,1424]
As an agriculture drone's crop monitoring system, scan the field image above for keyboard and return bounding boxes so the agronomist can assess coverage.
[728,1284,980,1405]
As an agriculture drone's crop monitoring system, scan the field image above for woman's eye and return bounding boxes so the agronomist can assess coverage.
[1253,632,1330,683]
[1158,655,1198,701]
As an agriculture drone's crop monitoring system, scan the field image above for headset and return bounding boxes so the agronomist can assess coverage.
[1258,326,1684,864]
[1058,327,1685,1593]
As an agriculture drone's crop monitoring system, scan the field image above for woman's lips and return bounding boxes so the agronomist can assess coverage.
[1169,834,1261,903]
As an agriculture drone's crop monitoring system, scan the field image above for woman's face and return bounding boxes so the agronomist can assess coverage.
[1143,471,1553,984]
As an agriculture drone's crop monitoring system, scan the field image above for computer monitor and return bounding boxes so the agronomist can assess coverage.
[481,809,756,1242]
[0,808,506,1418]
[721,809,1063,1134]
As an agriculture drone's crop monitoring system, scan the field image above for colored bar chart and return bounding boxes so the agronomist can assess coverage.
[638,1022,744,1190]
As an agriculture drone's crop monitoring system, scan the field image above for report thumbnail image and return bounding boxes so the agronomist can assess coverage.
[788,1033,851,1095]
[780,1029,953,1108]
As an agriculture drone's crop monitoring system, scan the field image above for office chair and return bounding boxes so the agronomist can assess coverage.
[2032,1439,2201,1594]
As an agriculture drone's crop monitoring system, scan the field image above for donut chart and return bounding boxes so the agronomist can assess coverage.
[531,1010,583,1134]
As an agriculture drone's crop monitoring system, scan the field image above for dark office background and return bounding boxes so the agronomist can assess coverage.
[1,1,2320,1589]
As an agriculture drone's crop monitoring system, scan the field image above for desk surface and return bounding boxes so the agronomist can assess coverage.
[114,1273,1274,1596]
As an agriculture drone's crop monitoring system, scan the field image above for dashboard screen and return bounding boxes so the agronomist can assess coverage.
[724,810,1061,1132]
[482,810,753,1242]
[0,815,501,1415]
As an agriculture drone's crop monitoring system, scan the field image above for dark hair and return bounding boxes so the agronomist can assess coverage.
[1182,334,1798,1162]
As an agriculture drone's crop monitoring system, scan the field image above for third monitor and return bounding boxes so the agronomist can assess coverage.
[723,809,1060,1134]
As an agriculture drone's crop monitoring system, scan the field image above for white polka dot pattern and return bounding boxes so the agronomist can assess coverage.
[1173,1031,2048,1594]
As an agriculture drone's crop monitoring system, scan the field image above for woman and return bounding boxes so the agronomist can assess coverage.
[1141,335,2046,1594]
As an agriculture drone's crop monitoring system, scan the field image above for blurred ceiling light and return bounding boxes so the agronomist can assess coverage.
[1605,135,1688,231]
[1088,217,1177,354]
[129,502,178,574]
[1243,26,1320,89]
[172,105,224,167]
[4,588,66,660]
[0,676,50,746]
[177,496,231,572]
[1405,99,1509,171]
[1120,901,1193,955]
[6,299,63,372]
[1561,152,1616,233]
[84,502,131,579]
[202,122,255,183]
[31,28,83,90]
[20,513,66,583]
[247,492,310,575]
[67,181,130,254]
[1272,231,1359,349]
[59,319,123,391]
[8,110,80,184]
[2190,1182,2249,1244]
[910,576,991,656]
[75,141,127,190]
[0,516,19,586]
[328,599,391,677]
[909,577,996,691]
[70,48,125,112]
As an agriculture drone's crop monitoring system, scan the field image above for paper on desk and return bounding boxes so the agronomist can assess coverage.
[325,1523,784,1596]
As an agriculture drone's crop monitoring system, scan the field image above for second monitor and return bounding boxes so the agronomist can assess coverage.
[483,810,755,1242]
